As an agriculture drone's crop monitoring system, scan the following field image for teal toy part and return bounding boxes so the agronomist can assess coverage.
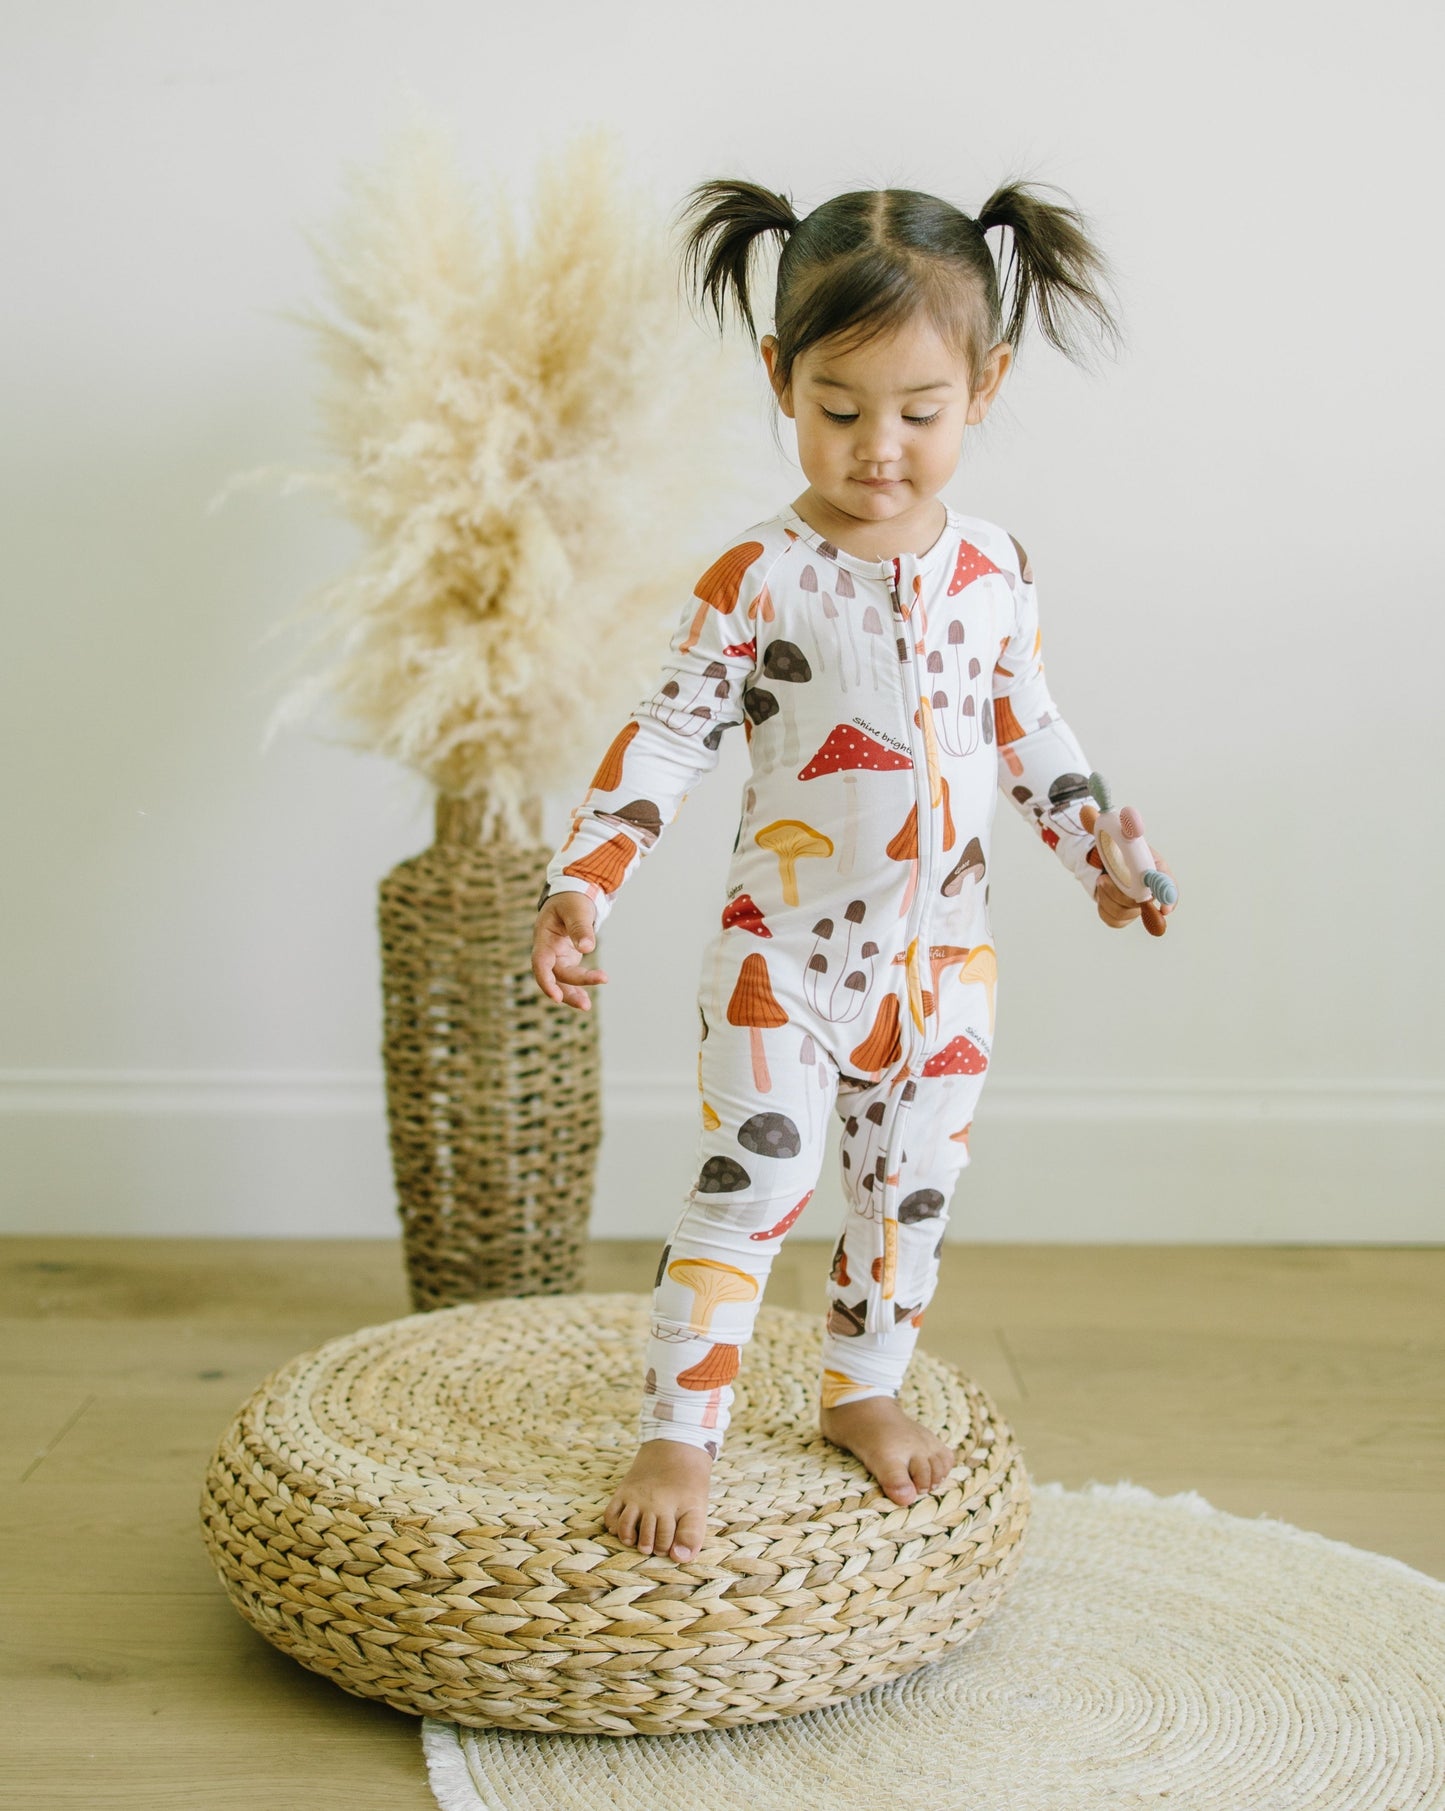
[1085,770,1176,931]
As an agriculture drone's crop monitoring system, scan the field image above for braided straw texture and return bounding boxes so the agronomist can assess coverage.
[198,1293,1030,1735]
[422,1480,1445,1810]
[378,795,600,1312]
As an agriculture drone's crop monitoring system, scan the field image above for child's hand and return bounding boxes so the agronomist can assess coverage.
[532,895,608,1009]
[1095,850,1176,936]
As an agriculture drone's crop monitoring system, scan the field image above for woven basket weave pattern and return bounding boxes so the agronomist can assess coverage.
[199,1294,1030,1735]
[378,798,600,1312]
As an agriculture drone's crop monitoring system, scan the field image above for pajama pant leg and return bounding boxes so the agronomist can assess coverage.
[640,1001,843,1456]
[818,1061,989,1408]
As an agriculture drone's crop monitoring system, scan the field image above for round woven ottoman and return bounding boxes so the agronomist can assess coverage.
[199,1292,1031,1735]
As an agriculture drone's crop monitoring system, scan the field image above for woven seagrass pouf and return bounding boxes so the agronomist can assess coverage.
[199,1292,1031,1736]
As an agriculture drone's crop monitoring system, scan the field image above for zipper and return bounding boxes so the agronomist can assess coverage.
[886,554,936,1072]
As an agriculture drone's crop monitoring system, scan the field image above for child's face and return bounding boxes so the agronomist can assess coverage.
[762,312,1010,534]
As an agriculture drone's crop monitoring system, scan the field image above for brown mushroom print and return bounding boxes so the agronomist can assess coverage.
[594,799,664,847]
[666,1258,759,1335]
[758,640,813,766]
[535,503,1108,1459]
[755,819,833,906]
[737,1110,802,1161]
[940,835,987,903]
[726,953,789,1092]
[803,901,878,1024]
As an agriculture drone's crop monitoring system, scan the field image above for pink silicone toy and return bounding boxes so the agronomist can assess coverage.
[1084,771,1176,936]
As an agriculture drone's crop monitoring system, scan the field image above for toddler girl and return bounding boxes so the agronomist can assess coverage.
[531,176,1175,1565]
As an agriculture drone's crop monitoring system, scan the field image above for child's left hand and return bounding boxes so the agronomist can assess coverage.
[1095,850,1176,936]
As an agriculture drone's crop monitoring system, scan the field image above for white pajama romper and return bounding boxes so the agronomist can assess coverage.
[539,502,1101,1455]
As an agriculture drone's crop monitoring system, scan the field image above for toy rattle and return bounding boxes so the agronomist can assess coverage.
[1080,771,1177,937]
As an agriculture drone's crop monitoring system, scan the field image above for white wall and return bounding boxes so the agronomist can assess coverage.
[2,0,1440,1240]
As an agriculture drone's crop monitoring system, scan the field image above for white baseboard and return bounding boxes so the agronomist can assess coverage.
[1,1069,1440,1240]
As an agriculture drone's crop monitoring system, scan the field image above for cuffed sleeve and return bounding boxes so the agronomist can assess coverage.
[537,534,779,929]
[991,537,1101,900]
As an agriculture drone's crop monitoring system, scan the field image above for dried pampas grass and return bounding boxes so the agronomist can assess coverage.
[214,103,761,842]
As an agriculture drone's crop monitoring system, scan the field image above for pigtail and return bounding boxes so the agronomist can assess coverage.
[674,179,801,350]
[975,180,1123,368]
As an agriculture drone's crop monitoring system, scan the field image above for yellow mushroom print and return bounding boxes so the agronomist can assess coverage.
[755,819,833,905]
[666,1257,759,1335]
[821,1368,871,1408]
[957,943,998,1036]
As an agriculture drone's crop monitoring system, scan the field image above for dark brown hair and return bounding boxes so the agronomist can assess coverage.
[674,176,1123,438]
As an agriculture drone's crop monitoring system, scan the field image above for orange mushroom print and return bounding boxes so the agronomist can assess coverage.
[537,503,1110,1470]
[681,540,766,654]
[727,952,788,1092]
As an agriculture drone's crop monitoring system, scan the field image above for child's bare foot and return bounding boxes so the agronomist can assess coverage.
[819,1394,956,1505]
[602,1438,713,1562]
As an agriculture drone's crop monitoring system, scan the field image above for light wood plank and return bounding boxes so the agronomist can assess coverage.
[1,1233,1441,1808]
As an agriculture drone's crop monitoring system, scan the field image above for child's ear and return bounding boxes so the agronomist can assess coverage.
[760,335,790,410]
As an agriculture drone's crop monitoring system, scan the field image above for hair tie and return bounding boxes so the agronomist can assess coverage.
[975,216,991,235]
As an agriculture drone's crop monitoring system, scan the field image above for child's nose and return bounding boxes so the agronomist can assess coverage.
[854,426,902,465]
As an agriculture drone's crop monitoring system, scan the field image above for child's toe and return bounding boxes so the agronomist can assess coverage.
[672,1508,707,1562]
[615,1502,640,1546]
[637,1510,657,1554]
[653,1510,676,1559]
[908,1454,933,1494]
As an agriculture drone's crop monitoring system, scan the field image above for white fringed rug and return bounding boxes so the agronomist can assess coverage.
[421,1480,1445,1811]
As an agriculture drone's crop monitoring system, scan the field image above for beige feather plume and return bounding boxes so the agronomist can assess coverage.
[213,102,760,842]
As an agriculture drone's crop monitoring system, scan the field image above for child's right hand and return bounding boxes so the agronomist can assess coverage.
[532,895,608,1010]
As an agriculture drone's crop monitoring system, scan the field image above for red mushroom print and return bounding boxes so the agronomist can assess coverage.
[726,952,789,1092]
[946,539,1004,596]
[681,540,764,654]
[561,832,636,906]
[721,893,772,937]
[749,1189,815,1241]
[921,1033,989,1078]
[799,724,913,877]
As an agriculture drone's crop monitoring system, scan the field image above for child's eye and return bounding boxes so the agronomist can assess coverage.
[821,408,941,426]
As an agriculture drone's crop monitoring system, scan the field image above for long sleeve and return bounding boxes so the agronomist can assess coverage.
[537,533,782,930]
[991,536,1102,900]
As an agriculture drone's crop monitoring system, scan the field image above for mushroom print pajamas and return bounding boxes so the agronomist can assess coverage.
[539,503,1102,1455]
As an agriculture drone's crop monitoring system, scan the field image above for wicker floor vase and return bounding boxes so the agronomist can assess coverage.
[378,794,601,1311]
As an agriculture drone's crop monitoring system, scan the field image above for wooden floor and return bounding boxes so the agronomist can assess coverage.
[2,1237,1441,1808]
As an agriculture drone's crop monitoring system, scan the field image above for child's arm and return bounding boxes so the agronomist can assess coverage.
[536,534,778,932]
[991,535,1103,900]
